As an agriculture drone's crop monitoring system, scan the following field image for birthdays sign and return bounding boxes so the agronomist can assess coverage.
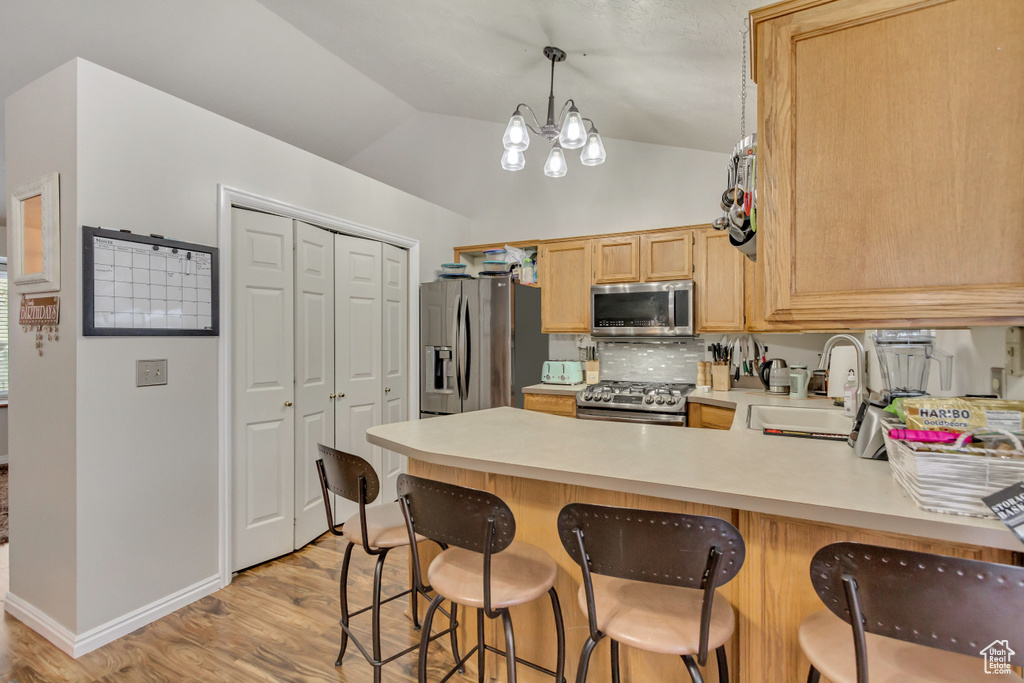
[19,295,60,326]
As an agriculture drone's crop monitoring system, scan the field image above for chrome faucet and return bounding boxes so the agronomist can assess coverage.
[818,334,866,403]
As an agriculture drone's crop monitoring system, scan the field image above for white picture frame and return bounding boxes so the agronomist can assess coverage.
[10,171,60,293]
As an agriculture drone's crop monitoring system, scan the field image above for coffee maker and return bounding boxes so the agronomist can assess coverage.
[850,330,952,459]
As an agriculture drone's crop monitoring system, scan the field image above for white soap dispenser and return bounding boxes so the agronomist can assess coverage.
[843,369,859,417]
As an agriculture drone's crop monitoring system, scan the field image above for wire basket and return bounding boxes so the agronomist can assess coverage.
[883,422,1024,519]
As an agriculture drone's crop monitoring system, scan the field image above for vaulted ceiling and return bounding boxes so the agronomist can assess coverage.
[0,0,759,224]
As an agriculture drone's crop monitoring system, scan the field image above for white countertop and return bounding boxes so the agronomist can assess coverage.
[521,382,588,396]
[367,395,1018,551]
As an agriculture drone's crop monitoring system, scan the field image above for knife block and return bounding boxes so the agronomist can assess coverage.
[712,363,731,392]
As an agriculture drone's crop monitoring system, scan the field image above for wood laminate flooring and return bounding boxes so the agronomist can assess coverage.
[0,536,482,682]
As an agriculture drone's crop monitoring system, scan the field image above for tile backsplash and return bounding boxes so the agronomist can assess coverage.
[598,340,706,383]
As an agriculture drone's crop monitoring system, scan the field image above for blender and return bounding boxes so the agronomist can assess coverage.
[850,330,953,459]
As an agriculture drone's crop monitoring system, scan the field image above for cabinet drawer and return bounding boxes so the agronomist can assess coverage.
[524,393,578,418]
[689,403,735,430]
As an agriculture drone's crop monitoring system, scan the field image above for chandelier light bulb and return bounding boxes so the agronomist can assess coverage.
[558,106,587,149]
[502,113,530,152]
[580,129,607,166]
[544,143,568,178]
[501,147,526,171]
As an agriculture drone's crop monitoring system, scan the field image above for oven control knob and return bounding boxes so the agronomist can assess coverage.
[655,395,666,405]
[666,396,678,406]
[644,395,654,404]
[602,394,612,402]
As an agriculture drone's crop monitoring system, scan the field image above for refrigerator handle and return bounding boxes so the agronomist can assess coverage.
[461,296,471,399]
[452,293,463,400]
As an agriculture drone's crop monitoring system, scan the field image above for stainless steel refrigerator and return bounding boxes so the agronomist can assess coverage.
[421,276,546,417]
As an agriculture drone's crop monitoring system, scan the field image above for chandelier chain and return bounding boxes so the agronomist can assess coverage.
[741,18,748,139]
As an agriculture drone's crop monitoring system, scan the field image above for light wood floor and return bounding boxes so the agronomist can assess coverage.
[0,536,483,682]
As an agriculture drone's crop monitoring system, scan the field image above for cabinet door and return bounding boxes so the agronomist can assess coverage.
[695,229,745,333]
[754,0,1024,326]
[593,236,639,284]
[524,393,577,418]
[539,240,592,333]
[640,231,693,282]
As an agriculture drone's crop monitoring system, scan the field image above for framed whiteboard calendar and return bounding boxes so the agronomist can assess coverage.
[82,226,219,336]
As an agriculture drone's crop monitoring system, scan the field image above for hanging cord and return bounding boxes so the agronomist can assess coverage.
[740,18,749,140]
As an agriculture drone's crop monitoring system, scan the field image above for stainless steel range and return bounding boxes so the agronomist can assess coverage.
[576,381,695,426]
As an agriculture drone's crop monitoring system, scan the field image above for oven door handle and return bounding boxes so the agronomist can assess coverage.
[575,408,686,426]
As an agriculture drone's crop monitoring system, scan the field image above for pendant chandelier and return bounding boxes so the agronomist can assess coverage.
[501,46,606,177]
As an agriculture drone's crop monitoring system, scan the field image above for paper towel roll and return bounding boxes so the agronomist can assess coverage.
[827,346,859,397]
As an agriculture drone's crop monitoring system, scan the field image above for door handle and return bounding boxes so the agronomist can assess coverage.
[338,393,345,398]
[329,393,336,399]
[284,401,293,407]
[452,294,462,400]
[459,297,470,399]
[384,387,391,393]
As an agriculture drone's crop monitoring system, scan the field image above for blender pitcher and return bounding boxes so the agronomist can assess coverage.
[871,330,953,400]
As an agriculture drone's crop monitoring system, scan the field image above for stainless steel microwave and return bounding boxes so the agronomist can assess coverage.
[591,280,694,338]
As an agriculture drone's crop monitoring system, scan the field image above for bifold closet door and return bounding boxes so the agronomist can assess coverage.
[380,244,409,503]
[293,221,338,549]
[231,208,295,572]
[335,235,383,502]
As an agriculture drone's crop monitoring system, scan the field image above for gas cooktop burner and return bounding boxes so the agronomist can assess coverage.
[576,380,695,413]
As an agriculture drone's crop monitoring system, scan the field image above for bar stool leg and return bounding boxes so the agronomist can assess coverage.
[548,587,566,683]
[371,550,388,672]
[610,640,621,683]
[418,594,445,683]
[806,666,821,683]
[477,608,487,683]
[716,645,729,683]
[501,610,518,683]
[576,635,600,683]
[335,541,355,666]
[450,601,464,673]
[681,655,705,683]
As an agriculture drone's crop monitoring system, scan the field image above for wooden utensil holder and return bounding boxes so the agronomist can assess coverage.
[712,363,731,392]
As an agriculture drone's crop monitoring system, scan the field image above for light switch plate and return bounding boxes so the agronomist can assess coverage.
[991,367,1006,399]
[1007,327,1023,377]
[137,359,168,387]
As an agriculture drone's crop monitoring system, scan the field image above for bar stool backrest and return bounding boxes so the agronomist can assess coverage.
[317,443,380,505]
[557,503,745,588]
[397,474,515,554]
[810,542,1024,659]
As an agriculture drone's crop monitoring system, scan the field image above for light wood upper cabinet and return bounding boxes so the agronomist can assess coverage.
[751,0,1024,327]
[539,240,593,333]
[640,230,693,282]
[695,229,745,333]
[592,236,640,284]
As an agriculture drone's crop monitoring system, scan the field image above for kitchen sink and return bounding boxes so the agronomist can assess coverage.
[746,404,854,435]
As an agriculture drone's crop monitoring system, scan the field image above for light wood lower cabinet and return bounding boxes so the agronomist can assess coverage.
[409,459,1016,683]
[695,229,746,332]
[523,393,577,418]
[752,0,1024,327]
[592,235,640,284]
[688,402,736,430]
[641,229,693,282]
[538,240,592,333]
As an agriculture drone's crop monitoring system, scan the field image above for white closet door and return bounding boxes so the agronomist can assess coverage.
[381,244,409,504]
[293,221,336,549]
[231,208,295,572]
[335,235,384,502]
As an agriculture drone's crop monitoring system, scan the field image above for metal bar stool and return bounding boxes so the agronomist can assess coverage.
[557,503,745,683]
[801,541,1024,683]
[316,444,459,683]
[397,473,567,683]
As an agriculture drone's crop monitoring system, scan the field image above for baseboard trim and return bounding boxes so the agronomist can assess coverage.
[5,573,223,658]
[0,454,9,466]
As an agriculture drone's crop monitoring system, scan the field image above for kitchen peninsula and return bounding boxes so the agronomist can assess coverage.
[367,405,1018,682]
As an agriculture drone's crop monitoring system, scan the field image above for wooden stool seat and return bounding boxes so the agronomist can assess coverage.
[429,540,557,610]
[578,573,735,656]
[341,502,425,549]
[800,609,1023,683]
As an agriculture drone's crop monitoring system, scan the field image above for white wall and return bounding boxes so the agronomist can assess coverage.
[5,59,79,631]
[7,58,472,646]
[345,112,729,243]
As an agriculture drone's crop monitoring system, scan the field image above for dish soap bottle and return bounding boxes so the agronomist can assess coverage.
[843,369,859,417]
